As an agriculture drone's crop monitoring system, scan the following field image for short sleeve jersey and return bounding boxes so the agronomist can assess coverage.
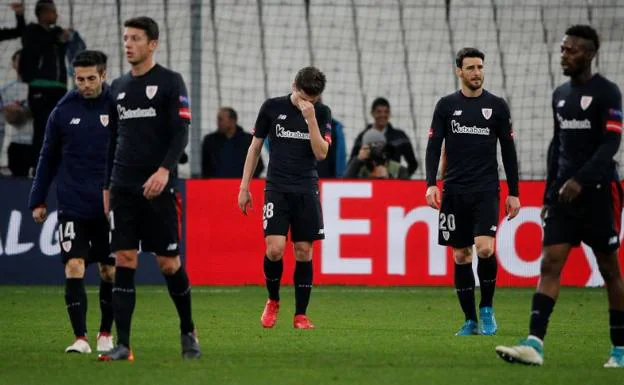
[253,95,332,193]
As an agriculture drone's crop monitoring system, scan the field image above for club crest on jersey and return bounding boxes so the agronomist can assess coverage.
[481,108,492,120]
[100,114,109,127]
[62,241,72,252]
[580,96,593,110]
[442,231,450,241]
[146,85,158,100]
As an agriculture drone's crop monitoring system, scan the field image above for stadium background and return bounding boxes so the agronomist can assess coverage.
[0,0,623,286]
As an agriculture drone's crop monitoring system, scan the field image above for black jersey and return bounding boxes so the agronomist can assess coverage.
[426,90,519,196]
[253,95,332,193]
[545,74,622,204]
[105,64,190,189]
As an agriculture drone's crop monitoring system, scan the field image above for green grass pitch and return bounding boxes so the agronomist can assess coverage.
[0,286,621,384]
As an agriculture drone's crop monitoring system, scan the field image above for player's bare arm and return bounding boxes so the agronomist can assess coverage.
[238,136,264,215]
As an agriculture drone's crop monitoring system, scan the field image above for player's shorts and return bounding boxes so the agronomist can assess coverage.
[438,190,499,248]
[263,189,324,242]
[109,186,181,256]
[58,215,114,266]
[543,181,623,253]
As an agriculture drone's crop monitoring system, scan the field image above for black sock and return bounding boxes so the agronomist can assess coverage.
[455,263,477,322]
[113,267,136,347]
[264,256,283,301]
[477,255,497,308]
[609,309,624,346]
[99,280,114,334]
[164,267,195,335]
[294,260,313,315]
[65,278,87,338]
[529,292,556,341]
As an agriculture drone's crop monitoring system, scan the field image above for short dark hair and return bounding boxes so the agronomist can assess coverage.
[124,16,159,41]
[294,66,326,96]
[455,47,485,68]
[11,49,21,62]
[35,0,55,18]
[371,97,390,112]
[72,50,107,73]
[220,107,238,122]
[565,24,600,52]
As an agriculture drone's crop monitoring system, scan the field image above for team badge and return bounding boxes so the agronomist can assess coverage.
[442,231,450,241]
[62,241,72,252]
[580,96,593,110]
[481,108,492,120]
[100,114,109,127]
[146,85,158,100]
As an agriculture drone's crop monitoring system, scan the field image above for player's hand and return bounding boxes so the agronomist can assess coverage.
[238,187,252,216]
[357,144,370,161]
[103,189,110,216]
[558,178,582,203]
[10,2,24,15]
[32,206,47,224]
[505,195,521,220]
[143,167,169,199]
[425,186,441,210]
[540,206,549,220]
[296,99,316,122]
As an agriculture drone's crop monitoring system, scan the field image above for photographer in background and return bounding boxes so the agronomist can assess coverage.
[343,129,408,179]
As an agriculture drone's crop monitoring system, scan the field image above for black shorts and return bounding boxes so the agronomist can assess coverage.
[58,216,114,266]
[263,190,324,242]
[110,186,181,256]
[543,181,623,253]
[438,190,499,248]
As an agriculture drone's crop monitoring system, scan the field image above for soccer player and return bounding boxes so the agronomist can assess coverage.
[98,16,200,361]
[28,50,115,354]
[496,25,624,367]
[238,67,331,329]
[425,48,520,336]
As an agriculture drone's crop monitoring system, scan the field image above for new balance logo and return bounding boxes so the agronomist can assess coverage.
[490,225,497,232]
[69,118,80,125]
[318,229,324,235]
[453,110,462,116]
[609,236,618,245]
[277,114,287,120]
[557,100,565,108]
[166,243,178,251]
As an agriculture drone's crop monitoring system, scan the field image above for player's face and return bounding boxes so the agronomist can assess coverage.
[457,57,484,91]
[560,35,593,77]
[372,106,390,128]
[123,27,158,65]
[75,66,105,99]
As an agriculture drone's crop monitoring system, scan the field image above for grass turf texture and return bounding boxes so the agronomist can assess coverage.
[0,286,621,384]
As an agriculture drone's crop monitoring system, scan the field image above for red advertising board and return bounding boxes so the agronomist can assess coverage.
[186,180,624,287]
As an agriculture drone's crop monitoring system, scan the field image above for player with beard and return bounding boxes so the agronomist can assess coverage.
[425,47,520,336]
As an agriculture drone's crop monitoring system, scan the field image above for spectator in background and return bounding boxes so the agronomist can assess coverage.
[0,50,33,177]
[349,97,418,177]
[0,3,25,42]
[19,0,70,170]
[202,107,264,178]
[344,129,408,179]
[317,115,347,178]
